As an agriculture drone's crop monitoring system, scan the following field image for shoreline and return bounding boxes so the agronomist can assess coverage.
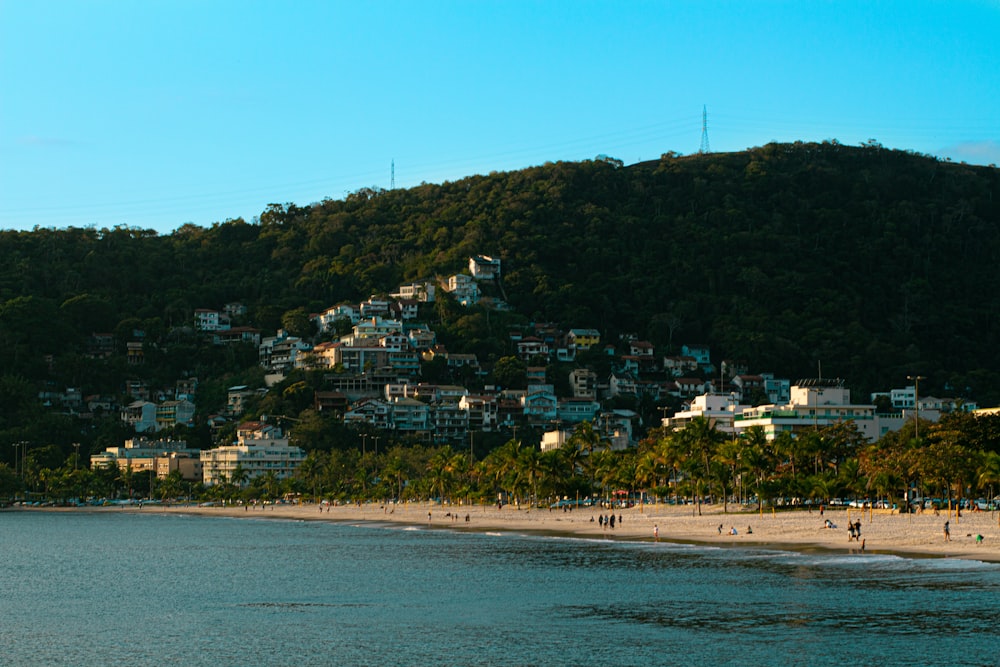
[11,501,1000,563]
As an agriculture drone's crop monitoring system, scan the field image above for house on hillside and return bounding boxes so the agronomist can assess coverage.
[391,281,436,303]
[469,255,501,280]
[522,384,558,424]
[567,328,600,351]
[558,398,601,424]
[155,399,195,430]
[343,397,393,430]
[663,355,698,377]
[681,344,713,373]
[570,368,597,399]
[517,337,549,362]
[122,400,158,433]
[444,274,480,306]
[194,308,230,332]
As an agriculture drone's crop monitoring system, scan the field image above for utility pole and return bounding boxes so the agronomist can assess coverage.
[907,375,926,440]
[699,105,711,154]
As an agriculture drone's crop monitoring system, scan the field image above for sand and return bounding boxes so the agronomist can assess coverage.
[93,500,1000,562]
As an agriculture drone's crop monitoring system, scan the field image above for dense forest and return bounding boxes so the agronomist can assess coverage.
[1,141,999,466]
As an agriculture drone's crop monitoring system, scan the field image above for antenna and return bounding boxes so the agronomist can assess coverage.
[699,105,711,154]
[390,159,395,190]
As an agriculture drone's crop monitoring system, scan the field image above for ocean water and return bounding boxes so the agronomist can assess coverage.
[2,510,999,667]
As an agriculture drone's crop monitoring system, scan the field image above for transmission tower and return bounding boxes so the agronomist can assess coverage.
[390,159,395,190]
[699,105,711,154]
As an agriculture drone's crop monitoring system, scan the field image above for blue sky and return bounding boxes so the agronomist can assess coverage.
[2,1,998,234]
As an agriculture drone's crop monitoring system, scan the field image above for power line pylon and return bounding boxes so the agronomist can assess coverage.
[699,105,711,154]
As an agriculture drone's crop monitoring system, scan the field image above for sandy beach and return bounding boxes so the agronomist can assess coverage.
[77,500,1000,563]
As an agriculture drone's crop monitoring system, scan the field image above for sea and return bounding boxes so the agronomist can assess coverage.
[2,510,999,667]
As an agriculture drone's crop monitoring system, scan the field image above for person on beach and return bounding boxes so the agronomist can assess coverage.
[729,526,737,535]
[848,523,855,541]
[943,521,951,541]
[717,524,723,535]
[653,524,659,541]
[609,514,615,529]
[746,525,752,535]
[854,521,861,541]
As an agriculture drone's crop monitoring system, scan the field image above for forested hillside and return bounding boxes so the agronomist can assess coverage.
[1,140,999,418]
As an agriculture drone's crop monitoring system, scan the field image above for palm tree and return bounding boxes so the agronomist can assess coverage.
[568,421,602,489]
[673,416,724,515]
[426,448,458,504]
[739,425,774,512]
[296,451,326,501]
[230,464,249,491]
[714,438,743,512]
[260,470,281,501]
[158,469,184,501]
[976,451,1000,501]
[382,454,407,501]
[516,446,543,507]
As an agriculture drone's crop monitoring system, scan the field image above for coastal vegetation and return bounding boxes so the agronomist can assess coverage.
[4,410,1000,515]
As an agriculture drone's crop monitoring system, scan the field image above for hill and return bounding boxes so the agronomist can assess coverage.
[1,140,999,415]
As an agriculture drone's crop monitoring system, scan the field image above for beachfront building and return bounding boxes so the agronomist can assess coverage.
[734,378,905,443]
[664,393,748,436]
[200,421,305,487]
[91,437,203,482]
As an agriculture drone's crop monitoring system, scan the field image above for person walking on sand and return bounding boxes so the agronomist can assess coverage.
[854,520,861,542]
[653,524,659,541]
[944,520,951,541]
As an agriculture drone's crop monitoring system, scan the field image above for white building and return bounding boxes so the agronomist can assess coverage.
[444,274,480,306]
[194,308,231,332]
[664,393,748,436]
[122,400,158,433]
[91,437,203,483]
[736,379,905,443]
[391,281,436,302]
[200,422,305,487]
[469,255,501,280]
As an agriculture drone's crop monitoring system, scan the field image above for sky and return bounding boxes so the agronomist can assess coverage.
[1,1,998,235]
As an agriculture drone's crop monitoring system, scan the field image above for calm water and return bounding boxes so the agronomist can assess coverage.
[2,510,999,667]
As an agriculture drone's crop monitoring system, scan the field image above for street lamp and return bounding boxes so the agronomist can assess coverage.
[906,375,926,440]
[12,442,21,479]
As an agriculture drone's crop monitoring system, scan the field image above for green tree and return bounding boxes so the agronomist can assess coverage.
[491,355,527,390]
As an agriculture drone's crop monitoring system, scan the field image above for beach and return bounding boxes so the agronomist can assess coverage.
[94,500,1000,562]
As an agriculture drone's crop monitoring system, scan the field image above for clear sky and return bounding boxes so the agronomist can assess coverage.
[2,1,998,234]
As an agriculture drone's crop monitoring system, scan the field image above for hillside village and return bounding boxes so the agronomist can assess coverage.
[77,255,981,489]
